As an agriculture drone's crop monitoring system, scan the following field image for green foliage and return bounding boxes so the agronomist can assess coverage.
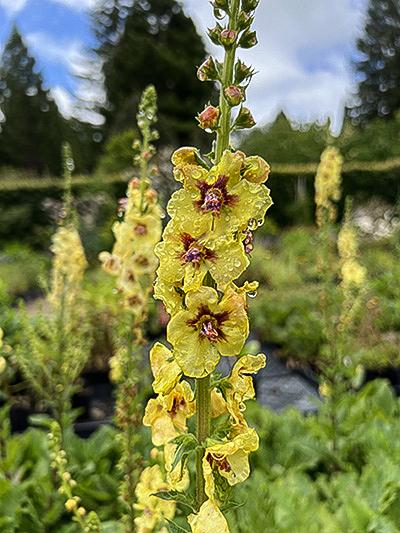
[0,28,67,175]
[0,243,49,301]
[1,382,399,531]
[248,226,400,369]
[96,129,138,175]
[93,0,213,147]
[348,0,400,124]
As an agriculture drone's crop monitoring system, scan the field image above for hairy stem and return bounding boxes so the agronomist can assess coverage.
[215,0,240,161]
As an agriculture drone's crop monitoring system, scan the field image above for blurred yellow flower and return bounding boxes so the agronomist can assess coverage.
[49,224,87,308]
[338,223,366,289]
[143,381,195,446]
[167,286,249,378]
[134,465,175,533]
[315,146,343,227]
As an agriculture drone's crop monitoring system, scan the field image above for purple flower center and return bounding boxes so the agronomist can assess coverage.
[200,320,219,341]
[184,246,202,264]
[201,188,224,213]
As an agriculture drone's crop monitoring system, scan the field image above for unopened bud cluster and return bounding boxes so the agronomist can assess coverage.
[196,0,259,136]
[48,423,101,532]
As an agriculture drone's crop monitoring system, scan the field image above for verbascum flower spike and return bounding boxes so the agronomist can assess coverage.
[146,2,271,531]
[99,86,163,533]
[338,219,366,291]
[49,143,87,309]
[314,146,343,227]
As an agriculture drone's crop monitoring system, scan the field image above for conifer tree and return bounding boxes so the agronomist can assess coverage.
[92,0,213,146]
[0,27,67,175]
[349,0,400,123]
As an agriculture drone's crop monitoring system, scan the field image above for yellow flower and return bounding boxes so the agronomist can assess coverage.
[155,220,249,293]
[98,251,121,276]
[134,465,175,533]
[164,442,190,492]
[203,426,259,501]
[168,149,272,237]
[188,499,230,533]
[49,224,88,308]
[338,222,366,289]
[226,354,266,424]
[167,286,249,378]
[314,146,343,227]
[143,381,195,446]
[125,213,162,248]
[210,389,227,418]
[154,277,184,315]
[150,342,182,395]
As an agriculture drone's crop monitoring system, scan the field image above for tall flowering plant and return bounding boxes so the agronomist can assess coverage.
[99,85,163,532]
[141,1,272,530]
[16,144,91,434]
[314,147,367,454]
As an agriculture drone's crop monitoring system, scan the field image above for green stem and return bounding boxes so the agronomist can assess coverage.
[215,0,240,161]
[196,375,211,509]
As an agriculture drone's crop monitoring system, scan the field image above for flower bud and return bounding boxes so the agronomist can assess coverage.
[197,57,219,82]
[65,499,77,512]
[242,0,260,12]
[129,177,140,189]
[234,106,256,129]
[238,11,253,31]
[208,23,223,45]
[224,85,244,106]
[213,0,229,9]
[197,105,220,131]
[77,507,86,517]
[234,60,254,84]
[220,28,238,47]
[239,30,258,49]
[0,356,6,375]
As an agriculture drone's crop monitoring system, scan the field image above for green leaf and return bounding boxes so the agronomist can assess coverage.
[170,433,198,472]
[152,490,195,512]
[166,518,190,533]
[28,414,53,429]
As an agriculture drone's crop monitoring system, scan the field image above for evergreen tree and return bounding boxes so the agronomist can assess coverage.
[0,27,66,175]
[348,0,400,124]
[92,0,212,146]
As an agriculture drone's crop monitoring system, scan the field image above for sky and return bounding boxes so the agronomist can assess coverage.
[0,0,369,132]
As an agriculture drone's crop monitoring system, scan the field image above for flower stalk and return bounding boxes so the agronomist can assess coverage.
[146,1,270,531]
[99,86,162,532]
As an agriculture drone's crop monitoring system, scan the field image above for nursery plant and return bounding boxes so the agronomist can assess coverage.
[137,0,273,531]
[15,144,92,435]
[99,85,163,532]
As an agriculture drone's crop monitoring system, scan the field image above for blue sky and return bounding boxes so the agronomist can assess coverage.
[0,0,368,132]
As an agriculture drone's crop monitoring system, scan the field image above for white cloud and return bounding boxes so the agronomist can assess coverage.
[0,0,27,15]
[182,0,368,132]
[51,86,74,117]
[48,0,100,11]
[25,31,86,68]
